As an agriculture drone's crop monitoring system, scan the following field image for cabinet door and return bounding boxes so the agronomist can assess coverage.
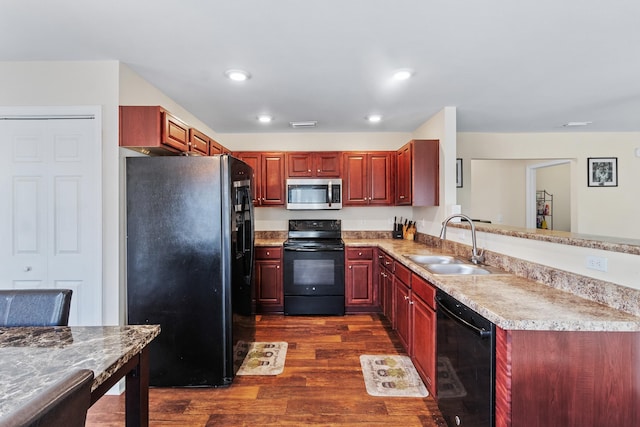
[394,279,412,352]
[234,153,262,205]
[346,260,374,308]
[342,152,368,205]
[161,111,190,152]
[188,128,210,155]
[314,152,341,177]
[369,152,394,205]
[381,266,394,322]
[261,153,285,205]
[287,152,313,177]
[411,139,439,206]
[396,142,412,205]
[209,139,223,156]
[255,259,282,312]
[412,294,436,393]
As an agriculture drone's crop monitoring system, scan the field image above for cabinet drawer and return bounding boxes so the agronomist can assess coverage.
[394,262,411,286]
[255,247,282,260]
[346,247,374,260]
[379,252,393,269]
[412,273,436,309]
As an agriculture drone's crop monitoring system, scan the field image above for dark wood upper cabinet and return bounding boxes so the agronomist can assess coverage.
[262,153,286,205]
[234,152,285,206]
[286,152,341,178]
[120,105,231,157]
[188,128,210,156]
[395,139,439,206]
[343,152,394,206]
[120,106,190,155]
[209,139,224,156]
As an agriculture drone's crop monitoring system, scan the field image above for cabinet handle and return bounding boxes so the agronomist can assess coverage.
[358,252,362,256]
[404,295,409,301]
[349,266,353,269]
[317,169,320,173]
[276,265,280,269]
[409,301,414,305]
[385,261,391,265]
[378,255,383,259]
[266,251,270,256]
[399,195,405,199]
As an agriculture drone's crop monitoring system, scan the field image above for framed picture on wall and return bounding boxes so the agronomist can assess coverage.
[456,158,463,188]
[587,157,618,187]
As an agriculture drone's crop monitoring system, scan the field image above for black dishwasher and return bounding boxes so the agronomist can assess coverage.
[436,290,495,427]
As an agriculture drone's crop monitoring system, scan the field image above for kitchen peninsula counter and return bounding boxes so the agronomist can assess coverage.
[344,238,640,332]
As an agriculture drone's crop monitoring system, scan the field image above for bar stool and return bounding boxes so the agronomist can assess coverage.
[0,289,73,326]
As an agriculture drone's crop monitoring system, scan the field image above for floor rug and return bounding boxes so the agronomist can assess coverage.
[359,355,429,397]
[436,356,467,399]
[236,342,288,376]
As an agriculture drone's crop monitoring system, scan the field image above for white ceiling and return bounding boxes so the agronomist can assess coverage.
[2,0,640,134]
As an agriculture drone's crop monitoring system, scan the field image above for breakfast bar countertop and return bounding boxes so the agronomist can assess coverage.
[256,237,640,332]
[346,238,640,333]
[0,324,160,418]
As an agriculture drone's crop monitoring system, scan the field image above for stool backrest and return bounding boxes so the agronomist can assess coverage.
[0,289,73,326]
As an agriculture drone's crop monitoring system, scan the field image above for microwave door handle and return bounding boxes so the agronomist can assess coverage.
[328,182,332,207]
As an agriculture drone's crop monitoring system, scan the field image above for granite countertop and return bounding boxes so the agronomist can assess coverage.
[0,325,160,417]
[257,237,640,332]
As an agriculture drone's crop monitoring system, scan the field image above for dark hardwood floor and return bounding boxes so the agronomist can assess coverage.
[87,314,445,426]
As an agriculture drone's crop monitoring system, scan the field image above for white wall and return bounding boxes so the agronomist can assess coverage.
[457,132,640,239]
[469,159,527,226]
[0,61,121,325]
[453,131,640,291]
[119,64,217,137]
[410,106,457,235]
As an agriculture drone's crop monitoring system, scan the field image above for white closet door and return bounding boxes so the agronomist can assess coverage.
[0,112,102,326]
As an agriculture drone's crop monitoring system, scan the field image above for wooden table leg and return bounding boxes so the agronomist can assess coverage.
[125,348,150,427]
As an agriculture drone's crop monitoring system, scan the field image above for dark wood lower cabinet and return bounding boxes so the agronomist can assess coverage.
[496,328,640,427]
[411,274,436,394]
[394,278,412,352]
[345,247,377,313]
[254,247,283,313]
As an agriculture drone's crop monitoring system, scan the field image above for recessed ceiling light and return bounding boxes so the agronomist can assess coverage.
[257,115,273,123]
[392,69,414,81]
[562,121,592,127]
[367,115,382,123]
[225,69,251,82]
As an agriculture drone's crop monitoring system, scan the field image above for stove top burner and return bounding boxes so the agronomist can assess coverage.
[284,219,343,251]
[283,238,344,251]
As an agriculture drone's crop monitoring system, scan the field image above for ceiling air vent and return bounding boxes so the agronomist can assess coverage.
[289,121,317,129]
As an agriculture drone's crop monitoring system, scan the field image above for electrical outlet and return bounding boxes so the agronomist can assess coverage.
[586,256,608,272]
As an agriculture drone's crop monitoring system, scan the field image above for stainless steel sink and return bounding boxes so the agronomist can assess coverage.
[424,264,492,275]
[404,254,463,264]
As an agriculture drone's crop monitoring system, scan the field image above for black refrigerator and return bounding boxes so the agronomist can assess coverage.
[126,155,255,387]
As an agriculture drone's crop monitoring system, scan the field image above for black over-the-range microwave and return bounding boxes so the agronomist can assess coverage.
[286,178,342,210]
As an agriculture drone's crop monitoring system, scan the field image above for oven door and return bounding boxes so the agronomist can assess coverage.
[283,248,345,296]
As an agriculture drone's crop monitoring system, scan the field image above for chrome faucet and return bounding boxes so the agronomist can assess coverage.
[439,214,485,265]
